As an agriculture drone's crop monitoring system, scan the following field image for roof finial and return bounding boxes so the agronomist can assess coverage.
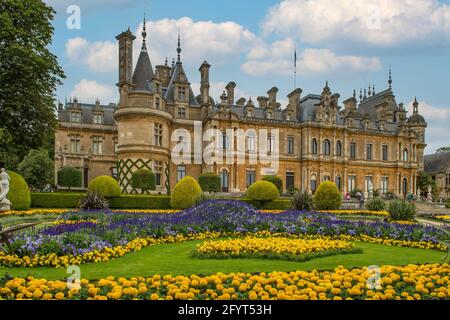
[165,57,168,66]
[142,12,147,45]
[171,58,175,68]
[413,97,419,113]
[363,88,367,100]
[368,85,372,96]
[177,28,182,63]
[388,67,392,90]
[359,89,363,101]
[372,84,375,96]
[353,89,356,99]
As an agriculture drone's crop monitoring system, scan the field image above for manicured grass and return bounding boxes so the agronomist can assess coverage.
[0,241,446,281]
[0,214,59,227]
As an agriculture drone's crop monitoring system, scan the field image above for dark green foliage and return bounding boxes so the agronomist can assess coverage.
[78,191,109,210]
[262,175,283,194]
[131,169,156,193]
[417,172,438,197]
[0,0,65,169]
[291,191,313,211]
[198,173,221,193]
[57,167,82,190]
[31,193,84,208]
[88,176,121,198]
[365,197,387,211]
[387,200,417,221]
[195,193,216,206]
[17,149,54,190]
[383,192,397,200]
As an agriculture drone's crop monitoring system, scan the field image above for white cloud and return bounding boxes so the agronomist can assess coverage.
[242,39,381,76]
[66,37,117,73]
[263,0,450,47]
[407,100,450,154]
[70,79,118,104]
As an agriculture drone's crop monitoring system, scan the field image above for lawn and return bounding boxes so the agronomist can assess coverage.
[0,240,446,281]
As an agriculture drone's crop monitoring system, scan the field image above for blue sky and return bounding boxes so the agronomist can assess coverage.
[44,0,450,154]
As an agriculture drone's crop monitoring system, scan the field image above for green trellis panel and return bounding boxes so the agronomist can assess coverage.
[117,158,153,194]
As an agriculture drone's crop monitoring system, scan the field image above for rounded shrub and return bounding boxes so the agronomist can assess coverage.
[262,175,283,194]
[88,176,121,198]
[131,169,155,192]
[387,199,417,221]
[7,171,31,210]
[313,181,342,210]
[170,176,203,209]
[198,172,221,193]
[57,166,82,190]
[247,181,279,202]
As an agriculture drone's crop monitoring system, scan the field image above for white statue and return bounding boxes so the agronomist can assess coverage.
[0,168,11,211]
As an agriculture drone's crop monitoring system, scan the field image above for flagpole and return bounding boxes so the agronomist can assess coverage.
[294,48,297,89]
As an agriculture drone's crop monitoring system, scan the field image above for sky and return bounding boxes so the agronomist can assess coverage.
[44,0,450,155]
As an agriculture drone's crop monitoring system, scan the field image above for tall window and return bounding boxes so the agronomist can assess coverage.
[287,136,294,155]
[323,139,331,156]
[246,170,256,188]
[222,132,229,150]
[382,145,388,161]
[336,141,342,157]
[312,139,318,155]
[350,142,356,159]
[446,174,450,186]
[381,177,388,194]
[310,175,317,193]
[365,176,373,193]
[335,176,342,191]
[154,161,163,186]
[178,107,186,119]
[402,178,408,195]
[92,114,103,124]
[154,123,163,147]
[348,175,356,192]
[286,172,295,191]
[247,133,256,152]
[92,137,103,155]
[70,135,81,153]
[70,112,82,123]
[323,175,331,182]
[177,165,186,182]
[268,134,275,153]
[155,97,161,110]
[403,148,409,162]
[366,144,373,160]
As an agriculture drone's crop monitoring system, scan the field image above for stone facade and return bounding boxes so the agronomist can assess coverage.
[55,21,428,196]
[424,152,450,199]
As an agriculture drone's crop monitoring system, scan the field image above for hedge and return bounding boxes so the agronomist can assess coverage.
[31,193,171,209]
[8,171,31,210]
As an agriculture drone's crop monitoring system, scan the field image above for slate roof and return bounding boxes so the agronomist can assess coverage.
[358,89,398,120]
[164,62,199,106]
[132,43,154,92]
[424,152,450,173]
[58,101,117,125]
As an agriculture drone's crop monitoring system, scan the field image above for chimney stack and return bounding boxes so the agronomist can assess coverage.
[226,82,236,105]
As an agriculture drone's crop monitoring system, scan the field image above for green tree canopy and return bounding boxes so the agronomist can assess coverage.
[57,166,82,190]
[0,0,65,170]
[436,147,450,153]
[417,172,437,195]
[18,149,54,190]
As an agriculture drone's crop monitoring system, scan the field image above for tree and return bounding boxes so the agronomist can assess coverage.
[57,167,82,191]
[131,169,156,194]
[436,147,450,153]
[262,175,283,194]
[417,172,438,196]
[0,0,65,170]
[18,149,54,190]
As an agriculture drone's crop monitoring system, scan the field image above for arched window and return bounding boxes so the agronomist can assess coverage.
[323,139,331,155]
[221,169,229,193]
[403,148,409,162]
[323,175,331,182]
[311,139,318,155]
[336,141,342,157]
[222,131,229,150]
[335,175,342,191]
[310,174,317,193]
[402,178,408,195]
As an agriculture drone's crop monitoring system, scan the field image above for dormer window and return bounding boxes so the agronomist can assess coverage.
[178,107,186,119]
[70,112,82,123]
[286,114,291,121]
[178,87,186,101]
[92,114,103,124]
[267,112,273,120]
[246,110,253,117]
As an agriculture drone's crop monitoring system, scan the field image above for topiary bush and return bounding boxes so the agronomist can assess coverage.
[247,181,279,208]
[291,191,313,211]
[387,199,417,221]
[170,176,203,209]
[262,175,283,194]
[57,166,82,190]
[198,173,221,193]
[313,181,342,210]
[88,176,121,198]
[365,197,387,211]
[7,171,31,210]
[131,169,155,193]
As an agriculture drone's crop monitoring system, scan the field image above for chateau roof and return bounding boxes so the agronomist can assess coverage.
[358,89,399,119]
[58,101,117,125]
[164,62,199,106]
[424,152,450,174]
[132,43,155,92]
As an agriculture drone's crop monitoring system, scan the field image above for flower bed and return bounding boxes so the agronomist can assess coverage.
[1,264,448,300]
[193,237,361,262]
[1,201,448,268]
[317,210,388,217]
[0,209,69,217]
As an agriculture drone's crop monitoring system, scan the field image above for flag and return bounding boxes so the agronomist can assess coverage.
[294,49,297,68]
